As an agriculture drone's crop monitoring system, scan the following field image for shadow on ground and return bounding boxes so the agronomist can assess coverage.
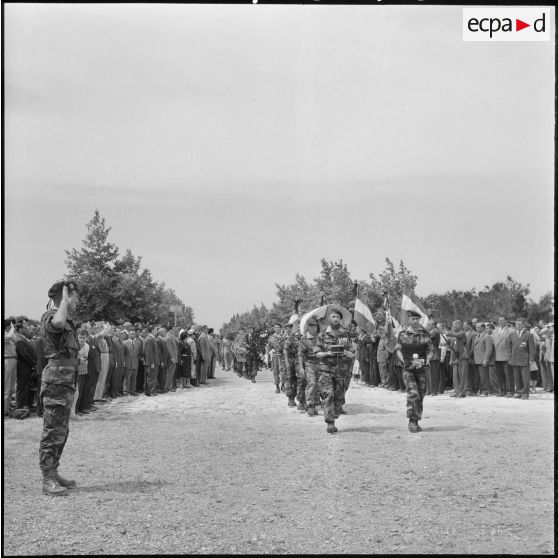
[76,479,169,494]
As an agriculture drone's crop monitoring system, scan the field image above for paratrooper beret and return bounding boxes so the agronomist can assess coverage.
[48,279,79,299]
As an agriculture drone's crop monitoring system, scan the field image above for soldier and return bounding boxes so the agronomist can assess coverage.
[395,310,434,433]
[283,323,300,408]
[39,280,80,495]
[245,326,259,383]
[298,317,321,416]
[315,308,357,434]
[265,323,284,394]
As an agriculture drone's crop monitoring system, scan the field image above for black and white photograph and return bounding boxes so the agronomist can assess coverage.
[1,1,554,555]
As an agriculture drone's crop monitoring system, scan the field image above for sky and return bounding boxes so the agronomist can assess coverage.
[2,3,555,327]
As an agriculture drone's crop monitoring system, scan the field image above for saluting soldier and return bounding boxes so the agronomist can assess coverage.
[395,310,434,433]
[39,280,80,495]
[315,308,357,434]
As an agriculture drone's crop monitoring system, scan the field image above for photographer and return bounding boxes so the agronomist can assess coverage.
[395,310,433,433]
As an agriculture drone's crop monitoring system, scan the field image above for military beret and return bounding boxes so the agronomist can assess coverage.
[283,323,293,328]
[306,317,319,327]
[407,310,422,318]
[48,279,78,300]
[329,308,343,318]
[208,328,214,334]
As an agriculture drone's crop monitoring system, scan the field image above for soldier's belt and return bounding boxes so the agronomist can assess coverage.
[48,359,80,366]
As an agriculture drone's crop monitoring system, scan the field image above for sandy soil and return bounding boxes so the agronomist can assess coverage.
[2,364,554,555]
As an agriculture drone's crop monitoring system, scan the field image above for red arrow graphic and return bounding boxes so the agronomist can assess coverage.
[516,19,530,31]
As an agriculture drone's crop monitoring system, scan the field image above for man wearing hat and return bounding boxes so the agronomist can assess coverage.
[315,308,357,434]
[395,310,433,433]
[3,320,18,417]
[265,323,285,394]
[39,280,80,495]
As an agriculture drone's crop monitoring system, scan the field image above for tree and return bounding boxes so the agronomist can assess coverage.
[64,210,195,324]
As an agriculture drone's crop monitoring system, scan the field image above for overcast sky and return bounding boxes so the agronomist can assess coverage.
[3,3,555,327]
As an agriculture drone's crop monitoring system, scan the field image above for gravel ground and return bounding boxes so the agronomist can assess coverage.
[2,364,554,555]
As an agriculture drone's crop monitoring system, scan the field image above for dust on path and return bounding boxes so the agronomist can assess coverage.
[2,364,554,555]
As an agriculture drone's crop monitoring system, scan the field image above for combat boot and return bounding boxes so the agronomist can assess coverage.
[280,382,285,393]
[287,398,296,407]
[415,422,422,432]
[326,422,338,434]
[42,473,68,496]
[296,401,306,411]
[408,420,419,433]
[307,405,315,417]
[54,469,76,489]
[251,378,256,383]
[275,384,280,394]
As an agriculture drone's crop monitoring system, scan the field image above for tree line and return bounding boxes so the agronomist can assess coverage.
[220,258,553,335]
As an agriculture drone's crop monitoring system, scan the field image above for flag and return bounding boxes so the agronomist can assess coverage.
[353,298,376,334]
[401,286,429,328]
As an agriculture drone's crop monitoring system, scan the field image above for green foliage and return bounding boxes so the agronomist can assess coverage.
[422,277,553,324]
[64,210,194,325]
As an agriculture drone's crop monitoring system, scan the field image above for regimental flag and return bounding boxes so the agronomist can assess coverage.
[354,298,376,334]
[401,286,429,328]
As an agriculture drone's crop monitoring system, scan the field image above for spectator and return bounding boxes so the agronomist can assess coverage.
[492,316,514,397]
[509,318,536,400]
[472,322,493,396]
[3,320,17,417]
[446,320,469,398]
[14,319,37,415]
[73,329,90,417]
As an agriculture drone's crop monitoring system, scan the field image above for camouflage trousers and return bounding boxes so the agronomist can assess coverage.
[318,367,346,423]
[296,363,307,405]
[303,362,321,407]
[245,355,257,380]
[39,380,76,475]
[403,368,426,421]
[271,354,285,386]
[285,358,298,399]
[343,361,354,394]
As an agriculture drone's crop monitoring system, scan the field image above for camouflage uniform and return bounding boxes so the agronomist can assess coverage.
[39,308,79,478]
[266,333,285,387]
[396,326,433,421]
[283,333,301,402]
[298,331,321,409]
[317,326,357,423]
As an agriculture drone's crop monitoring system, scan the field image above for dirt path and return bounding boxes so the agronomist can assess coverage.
[2,364,554,555]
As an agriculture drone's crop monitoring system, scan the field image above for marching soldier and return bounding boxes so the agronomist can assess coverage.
[395,310,434,433]
[39,280,80,495]
[298,317,321,417]
[315,308,357,434]
[265,323,284,394]
[282,323,300,408]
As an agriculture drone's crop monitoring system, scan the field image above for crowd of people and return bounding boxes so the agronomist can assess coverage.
[3,312,554,423]
[3,318,225,420]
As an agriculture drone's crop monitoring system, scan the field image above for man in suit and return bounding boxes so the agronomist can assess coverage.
[143,325,160,396]
[446,320,469,398]
[164,329,179,391]
[4,320,18,416]
[427,321,441,396]
[472,322,493,396]
[156,327,169,392]
[492,316,514,397]
[14,319,37,414]
[77,322,100,414]
[509,318,536,400]
[197,325,212,384]
[208,328,220,380]
[125,329,142,396]
[463,321,478,395]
